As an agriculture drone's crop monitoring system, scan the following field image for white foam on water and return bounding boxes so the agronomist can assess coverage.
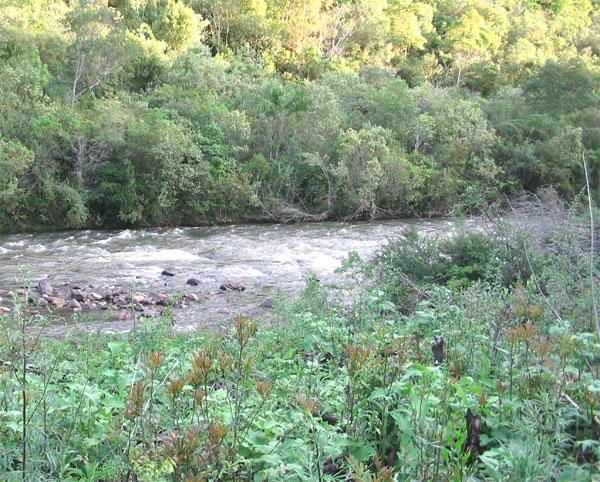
[0,246,9,254]
[29,244,47,253]
[116,248,202,263]
[6,240,25,247]
[116,229,133,239]
[220,266,265,278]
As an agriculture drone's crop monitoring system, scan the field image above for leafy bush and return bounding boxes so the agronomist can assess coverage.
[2,222,599,480]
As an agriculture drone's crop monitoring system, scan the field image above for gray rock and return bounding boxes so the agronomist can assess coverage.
[147,292,168,306]
[90,292,103,302]
[37,280,53,296]
[259,298,274,309]
[71,289,85,302]
[186,278,200,286]
[220,279,246,291]
[67,299,81,311]
[44,296,65,307]
[162,269,175,277]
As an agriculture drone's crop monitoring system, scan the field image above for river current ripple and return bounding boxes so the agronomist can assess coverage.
[0,219,479,335]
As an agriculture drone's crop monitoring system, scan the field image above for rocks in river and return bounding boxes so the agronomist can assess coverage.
[70,289,85,302]
[132,293,146,304]
[42,295,65,307]
[186,278,200,286]
[0,306,10,314]
[217,307,231,315]
[37,279,53,296]
[162,269,175,277]
[7,278,205,320]
[147,291,168,306]
[90,292,103,302]
[259,298,274,309]
[220,279,246,291]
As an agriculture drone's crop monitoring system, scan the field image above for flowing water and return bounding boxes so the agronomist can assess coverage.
[0,219,479,335]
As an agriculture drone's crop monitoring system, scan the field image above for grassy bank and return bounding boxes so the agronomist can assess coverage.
[1,212,599,481]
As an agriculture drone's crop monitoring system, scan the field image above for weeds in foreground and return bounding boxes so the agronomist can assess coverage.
[0,216,599,481]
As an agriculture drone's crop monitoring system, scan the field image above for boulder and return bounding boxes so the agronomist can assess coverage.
[259,298,274,309]
[217,307,231,315]
[132,293,146,304]
[186,278,200,286]
[162,269,175,277]
[96,301,108,310]
[70,289,85,302]
[67,299,81,311]
[45,296,65,307]
[37,280,53,296]
[186,293,199,301]
[220,279,246,291]
[116,310,129,321]
[90,292,103,302]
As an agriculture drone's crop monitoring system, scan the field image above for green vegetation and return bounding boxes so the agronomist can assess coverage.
[1,0,600,231]
[1,212,599,480]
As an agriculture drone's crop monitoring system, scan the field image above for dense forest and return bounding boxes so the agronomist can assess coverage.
[1,0,599,231]
[2,2,600,480]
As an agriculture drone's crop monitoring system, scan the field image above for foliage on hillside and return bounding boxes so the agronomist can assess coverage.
[1,214,599,480]
[1,0,599,231]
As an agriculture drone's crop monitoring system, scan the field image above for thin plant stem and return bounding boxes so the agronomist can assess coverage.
[583,152,600,343]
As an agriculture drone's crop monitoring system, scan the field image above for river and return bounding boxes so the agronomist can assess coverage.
[0,219,479,335]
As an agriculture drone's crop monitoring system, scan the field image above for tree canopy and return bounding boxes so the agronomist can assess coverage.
[0,0,599,231]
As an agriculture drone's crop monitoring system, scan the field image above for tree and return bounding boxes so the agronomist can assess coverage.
[437,1,507,85]
[387,0,434,57]
[66,0,131,108]
[335,126,389,218]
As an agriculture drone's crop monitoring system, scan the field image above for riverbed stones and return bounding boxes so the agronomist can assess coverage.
[90,292,103,302]
[42,295,65,307]
[162,269,175,277]
[70,289,85,302]
[0,306,10,314]
[37,280,53,296]
[186,278,200,286]
[186,293,199,301]
[147,291,168,305]
[68,299,81,311]
[259,298,274,309]
[117,309,129,321]
[132,293,146,304]
[220,280,246,291]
